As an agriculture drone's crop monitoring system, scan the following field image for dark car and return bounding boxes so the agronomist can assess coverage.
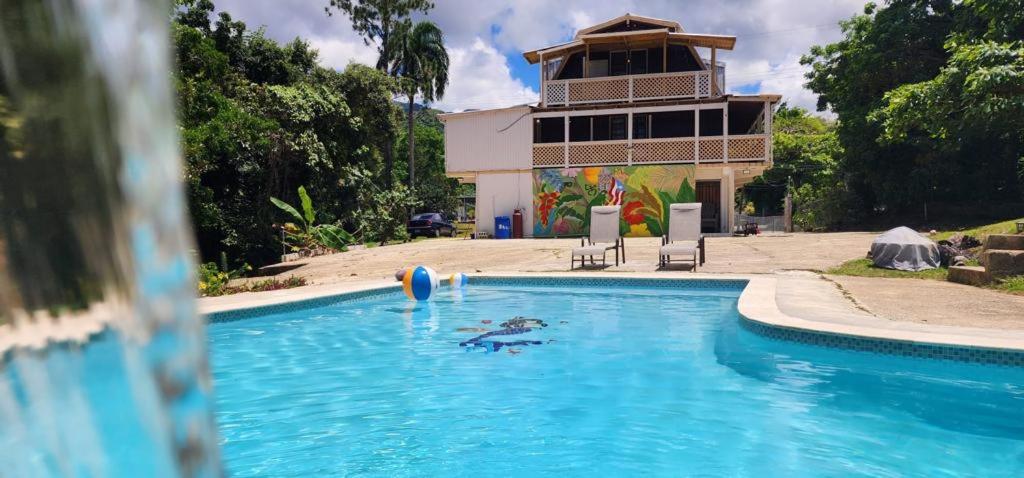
[407,213,457,238]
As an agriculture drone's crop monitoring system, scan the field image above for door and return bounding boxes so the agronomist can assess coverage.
[696,181,721,233]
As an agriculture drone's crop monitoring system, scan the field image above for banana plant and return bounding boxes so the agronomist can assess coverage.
[271,186,354,253]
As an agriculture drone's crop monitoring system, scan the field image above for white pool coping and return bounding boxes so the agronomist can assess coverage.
[198,272,1024,353]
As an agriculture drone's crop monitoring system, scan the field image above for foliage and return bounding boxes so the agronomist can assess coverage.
[932,217,1024,241]
[197,260,252,296]
[174,1,442,267]
[996,275,1024,295]
[746,104,843,219]
[394,109,460,216]
[270,185,355,253]
[325,0,434,70]
[386,20,449,190]
[827,258,950,280]
[801,0,1024,222]
[343,166,420,244]
[327,0,434,186]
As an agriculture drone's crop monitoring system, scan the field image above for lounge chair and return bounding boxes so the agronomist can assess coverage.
[660,203,705,271]
[571,205,625,269]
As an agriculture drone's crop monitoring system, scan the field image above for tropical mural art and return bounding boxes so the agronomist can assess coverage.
[533,165,697,237]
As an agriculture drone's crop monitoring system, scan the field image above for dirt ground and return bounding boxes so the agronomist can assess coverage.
[257,232,1024,329]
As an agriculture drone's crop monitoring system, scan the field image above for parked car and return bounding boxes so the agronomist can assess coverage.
[407,213,457,238]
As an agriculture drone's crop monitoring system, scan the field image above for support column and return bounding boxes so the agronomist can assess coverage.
[723,102,729,163]
[694,106,701,165]
[539,52,545,107]
[584,44,589,78]
[563,113,570,168]
[627,112,633,165]
[710,47,717,95]
[662,37,667,72]
[722,167,735,233]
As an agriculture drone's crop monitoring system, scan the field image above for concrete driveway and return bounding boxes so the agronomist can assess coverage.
[247,232,1024,330]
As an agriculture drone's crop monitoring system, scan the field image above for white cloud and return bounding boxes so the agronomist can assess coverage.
[307,36,378,71]
[432,38,537,112]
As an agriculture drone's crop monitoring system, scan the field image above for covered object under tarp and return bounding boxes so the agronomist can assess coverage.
[870,226,940,271]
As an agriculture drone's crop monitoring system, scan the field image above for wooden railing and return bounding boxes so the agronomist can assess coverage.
[542,71,714,107]
[532,134,768,167]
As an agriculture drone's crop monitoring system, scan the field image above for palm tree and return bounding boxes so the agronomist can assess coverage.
[386,20,448,191]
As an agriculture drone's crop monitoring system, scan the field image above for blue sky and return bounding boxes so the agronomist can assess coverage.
[214,0,867,113]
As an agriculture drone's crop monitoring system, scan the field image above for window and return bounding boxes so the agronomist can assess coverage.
[699,109,724,136]
[588,51,609,77]
[609,51,629,76]
[630,50,648,75]
[567,114,628,142]
[651,111,695,138]
[592,115,610,140]
[554,52,583,80]
[728,102,766,135]
[533,117,565,143]
[648,48,664,73]
[666,44,702,72]
[610,115,627,140]
[569,116,590,142]
[633,113,650,139]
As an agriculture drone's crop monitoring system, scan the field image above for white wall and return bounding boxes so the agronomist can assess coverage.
[443,106,532,173]
[475,171,534,237]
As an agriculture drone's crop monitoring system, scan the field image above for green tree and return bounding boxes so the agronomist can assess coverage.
[745,104,844,220]
[871,0,1024,201]
[801,0,955,213]
[326,0,434,187]
[394,109,459,216]
[174,1,402,265]
[386,20,449,192]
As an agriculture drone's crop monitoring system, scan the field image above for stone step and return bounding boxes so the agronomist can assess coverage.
[948,265,992,286]
[985,234,1024,251]
[980,249,1024,277]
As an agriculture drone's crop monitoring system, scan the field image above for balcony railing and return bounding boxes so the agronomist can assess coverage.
[531,134,768,168]
[542,70,714,107]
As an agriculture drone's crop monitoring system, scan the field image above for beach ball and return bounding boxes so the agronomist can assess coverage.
[402,265,439,301]
[450,272,469,288]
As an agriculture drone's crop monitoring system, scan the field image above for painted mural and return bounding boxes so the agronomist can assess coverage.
[533,165,697,237]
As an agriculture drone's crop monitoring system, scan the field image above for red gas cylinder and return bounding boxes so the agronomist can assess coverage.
[512,209,524,239]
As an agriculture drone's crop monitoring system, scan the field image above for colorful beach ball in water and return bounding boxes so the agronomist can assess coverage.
[450,272,469,288]
[402,265,439,301]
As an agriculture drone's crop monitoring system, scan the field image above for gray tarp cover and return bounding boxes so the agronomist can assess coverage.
[870,226,940,271]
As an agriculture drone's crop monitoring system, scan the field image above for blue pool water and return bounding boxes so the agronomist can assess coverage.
[208,281,1024,477]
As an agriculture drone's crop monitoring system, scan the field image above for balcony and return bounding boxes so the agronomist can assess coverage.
[542,70,715,107]
[531,134,769,168]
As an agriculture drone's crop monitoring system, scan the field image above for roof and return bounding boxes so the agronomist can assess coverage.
[574,14,683,37]
[522,15,737,64]
[437,104,534,122]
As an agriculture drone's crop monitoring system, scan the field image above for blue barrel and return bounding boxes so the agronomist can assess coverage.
[494,216,511,239]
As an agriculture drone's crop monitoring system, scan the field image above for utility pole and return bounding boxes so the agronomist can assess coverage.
[783,176,794,233]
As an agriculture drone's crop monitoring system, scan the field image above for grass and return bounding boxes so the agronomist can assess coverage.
[827,258,949,281]
[931,217,1023,241]
[995,275,1024,295]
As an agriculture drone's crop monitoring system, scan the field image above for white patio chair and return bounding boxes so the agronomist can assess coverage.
[659,203,705,271]
[571,205,624,269]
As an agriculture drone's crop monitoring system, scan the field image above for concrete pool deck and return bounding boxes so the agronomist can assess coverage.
[200,233,1024,351]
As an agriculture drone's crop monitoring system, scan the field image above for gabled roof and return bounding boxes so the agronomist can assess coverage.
[522,29,736,64]
[574,13,683,38]
[522,14,736,64]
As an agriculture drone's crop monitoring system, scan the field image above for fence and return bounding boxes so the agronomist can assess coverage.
[736,214,787,233]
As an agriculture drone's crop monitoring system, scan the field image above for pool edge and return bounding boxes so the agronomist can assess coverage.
[199,273,1024,363]
[738,277,1024,365]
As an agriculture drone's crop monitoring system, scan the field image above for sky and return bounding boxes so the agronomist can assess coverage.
[213,0,868,114]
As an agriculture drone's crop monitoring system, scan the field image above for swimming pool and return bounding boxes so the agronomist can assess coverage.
[208,278,1024,476]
